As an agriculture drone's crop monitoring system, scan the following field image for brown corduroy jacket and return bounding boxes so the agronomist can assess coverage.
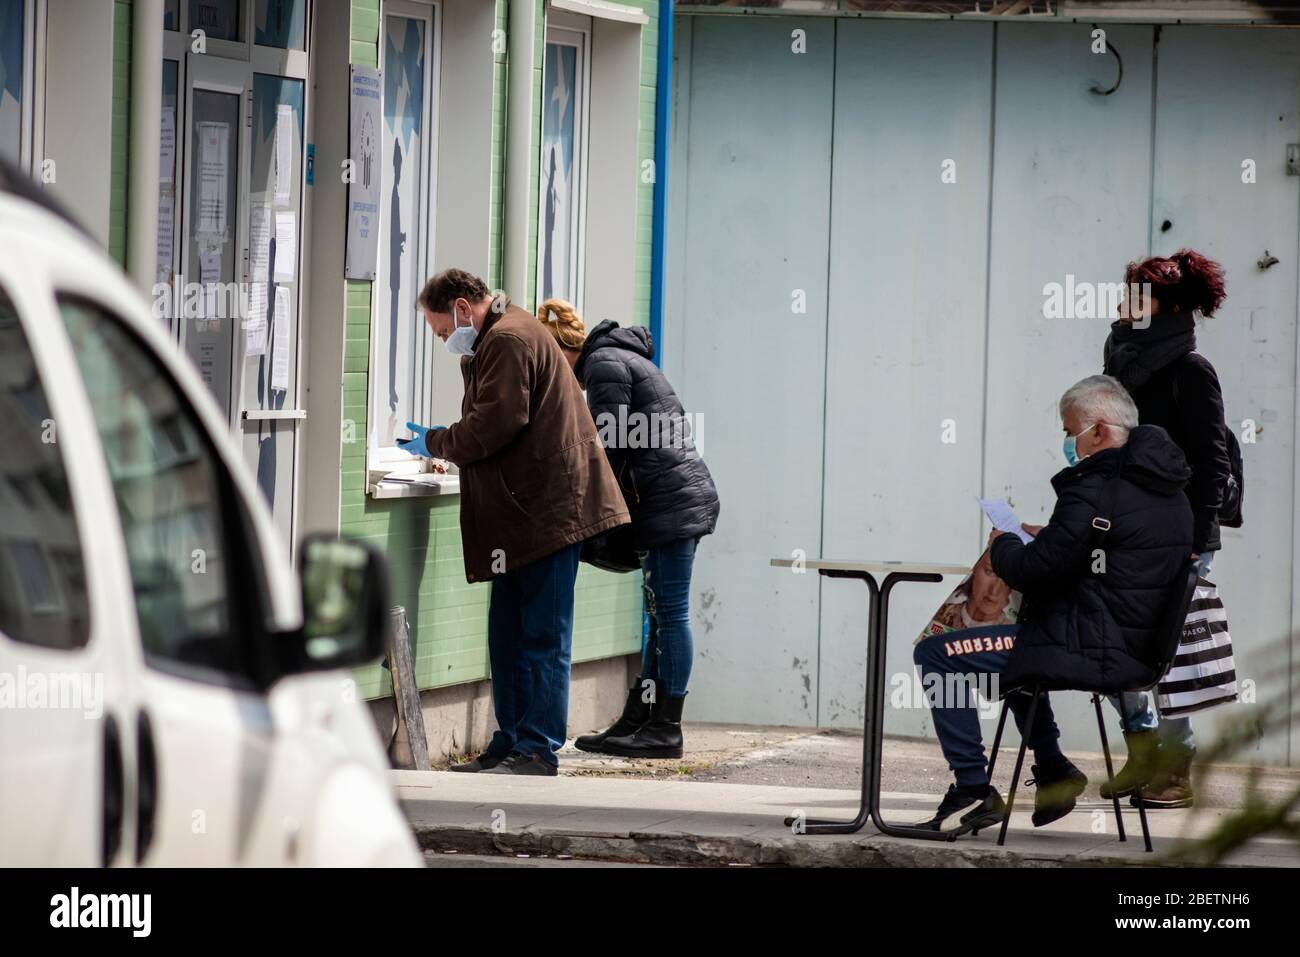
[426,302,630,583]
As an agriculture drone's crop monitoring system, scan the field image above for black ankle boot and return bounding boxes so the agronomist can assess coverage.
[601,694,685,759]
[574,684,655,754]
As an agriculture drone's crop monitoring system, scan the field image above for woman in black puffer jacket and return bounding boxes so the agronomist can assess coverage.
[1098,250,1233,810]
[536,300,720,759]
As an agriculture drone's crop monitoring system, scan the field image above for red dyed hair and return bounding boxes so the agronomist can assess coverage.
[1123,249,1227,317]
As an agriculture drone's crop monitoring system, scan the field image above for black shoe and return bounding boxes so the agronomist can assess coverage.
[448,752,502,773]
[482,752,558,776]
[601,694,685,758]
[574,683,656,754]
[951,788,1007,836]
[1026,760,1088,827]
[917,784,984,830]
[1100,730,1158,799]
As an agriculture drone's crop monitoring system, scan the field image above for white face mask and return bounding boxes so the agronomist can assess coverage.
[444,305,479,356]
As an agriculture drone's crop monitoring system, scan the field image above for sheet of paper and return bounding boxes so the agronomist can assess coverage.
[271,286,291,391]
[978,498,1034,545]
[275,104,294,205]
[244,283,268,357]
[198,243,222,286]
[197,122,229,234]
[274,211,297,281]
[159,108,176,185]
[155,192,174,282]
[250,204,271,282]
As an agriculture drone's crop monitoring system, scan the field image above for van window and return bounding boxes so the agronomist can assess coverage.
[60,298,262,685]
[0,286,90,649]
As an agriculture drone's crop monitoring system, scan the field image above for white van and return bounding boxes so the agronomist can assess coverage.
[0,176,419,867]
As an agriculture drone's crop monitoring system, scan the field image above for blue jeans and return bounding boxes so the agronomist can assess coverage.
[913,625,1066,788]
[486,542,581,767]
[1104,550,1213,759]
[638,537,699,698]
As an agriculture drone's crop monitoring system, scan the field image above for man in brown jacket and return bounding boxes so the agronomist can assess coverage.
[399,268,629,775]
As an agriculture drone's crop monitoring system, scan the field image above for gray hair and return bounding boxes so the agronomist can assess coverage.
[1059,374,1139,431]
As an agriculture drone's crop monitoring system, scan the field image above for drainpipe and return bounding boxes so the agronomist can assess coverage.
[648,0,673,366]
[127,0,164,293]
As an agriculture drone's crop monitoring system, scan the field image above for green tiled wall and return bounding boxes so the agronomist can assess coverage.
[108,0,133,266]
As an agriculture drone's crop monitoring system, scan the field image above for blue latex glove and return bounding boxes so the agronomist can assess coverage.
[397,421,445,457]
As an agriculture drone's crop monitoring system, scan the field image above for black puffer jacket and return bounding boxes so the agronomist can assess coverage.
[991,425,1193,694]
[1118,353,1231,554]
[575,320,720,550]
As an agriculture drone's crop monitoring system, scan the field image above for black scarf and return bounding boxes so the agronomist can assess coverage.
[1103,313,1196,392]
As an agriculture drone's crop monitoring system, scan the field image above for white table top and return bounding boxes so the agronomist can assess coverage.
[770,558,971,576]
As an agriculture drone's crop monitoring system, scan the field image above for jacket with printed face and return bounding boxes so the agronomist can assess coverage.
[574,319,720,550]
[426,303,630,582]
[991,424,1194,693]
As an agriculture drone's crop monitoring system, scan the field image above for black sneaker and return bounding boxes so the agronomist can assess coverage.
[1026,760,1088,827]
[482,752,558,776]
[916,784,983,830]
[448,752,503,773]
[953,788,1007,836]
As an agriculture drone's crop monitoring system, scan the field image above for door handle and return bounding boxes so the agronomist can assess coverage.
[102,715,125,867]
[136,711,159,864]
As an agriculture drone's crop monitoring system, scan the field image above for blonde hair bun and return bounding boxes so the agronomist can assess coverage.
[536,298,586,350]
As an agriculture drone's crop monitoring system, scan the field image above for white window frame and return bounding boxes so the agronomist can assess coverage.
[536,11,592,313]
[171,1,310,70]
[368,0,442,473]
[165,0,313,547]
[10,0,46,174]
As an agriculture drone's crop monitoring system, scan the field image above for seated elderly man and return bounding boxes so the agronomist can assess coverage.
[913,374,1193,835]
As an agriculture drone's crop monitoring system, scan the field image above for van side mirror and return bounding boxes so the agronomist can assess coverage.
[287,534,390,673]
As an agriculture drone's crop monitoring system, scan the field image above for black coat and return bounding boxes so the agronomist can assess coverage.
[1119,352,1231,554]
[991,425,1193,694]
[575,320,720,550]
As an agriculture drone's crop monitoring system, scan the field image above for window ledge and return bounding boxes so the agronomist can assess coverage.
[549,0,649,25]
[367,474,461,499]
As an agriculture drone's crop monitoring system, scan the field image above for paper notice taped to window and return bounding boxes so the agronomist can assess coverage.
[274,211,297,281]
[197,122,229,234]
[275,104,294,205]
[245,283,268,357]
[250,204,271,282]
[271,286,291,391]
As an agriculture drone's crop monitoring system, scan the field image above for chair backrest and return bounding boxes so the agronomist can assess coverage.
[1140,559,1201,690]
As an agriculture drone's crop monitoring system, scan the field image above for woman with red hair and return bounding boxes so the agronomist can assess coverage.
[1099,249,1233,810]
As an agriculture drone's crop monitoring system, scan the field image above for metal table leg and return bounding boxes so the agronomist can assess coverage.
[784,569,949,839]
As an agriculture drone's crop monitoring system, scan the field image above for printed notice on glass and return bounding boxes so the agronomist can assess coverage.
[156,192,175,283]
[274,211,297,281]
[197,122,229,235]
[198,243,222,286]
[275,104,294,205]
[345,64,382,279]
[271,286,291,392]
[245,283,268,357]
[250,204,272,282]
[160,108,176,185]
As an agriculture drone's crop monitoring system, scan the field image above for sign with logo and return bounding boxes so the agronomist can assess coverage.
[346,65,382,279]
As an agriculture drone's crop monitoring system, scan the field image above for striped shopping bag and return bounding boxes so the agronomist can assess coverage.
[1155,578,1237,718]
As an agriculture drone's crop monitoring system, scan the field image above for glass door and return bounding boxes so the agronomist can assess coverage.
[178,54,248,425]
[237,70,304,545]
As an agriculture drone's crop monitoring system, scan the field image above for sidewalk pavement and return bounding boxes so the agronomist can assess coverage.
[402,726,1300,868]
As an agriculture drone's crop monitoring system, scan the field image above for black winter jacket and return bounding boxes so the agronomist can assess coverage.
[991,425,1193,694]
[1119,353,1231,554]
[575,320,720,550]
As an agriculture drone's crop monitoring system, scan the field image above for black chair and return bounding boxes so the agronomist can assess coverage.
[984,560,1201,852]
